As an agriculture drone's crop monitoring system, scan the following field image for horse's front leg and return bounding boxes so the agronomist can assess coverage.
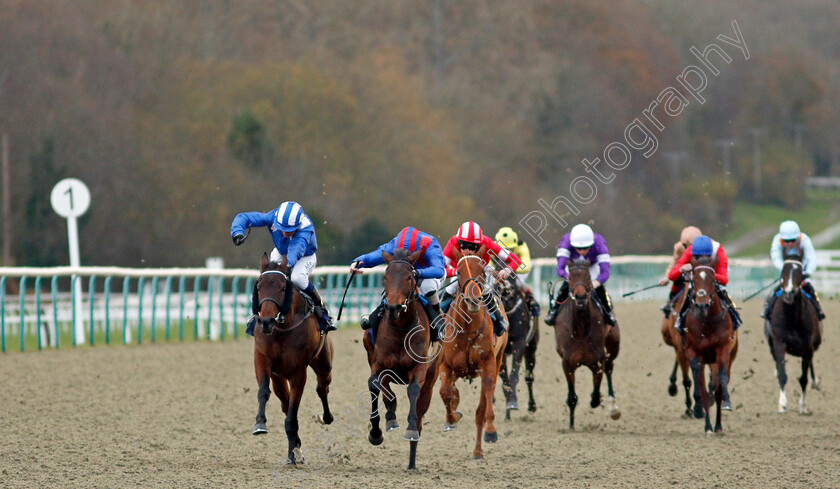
[482,366,500,444]
[562,359,578,431]
[284,371,307,464]
[381,378,399,432]
[367,368,384,446]
[405,372,425,470]
[687,354,703,420]
[590,360,604,409]
[708,357,724,434]
[772,338,788,413]
[253,353,271,435]
[690,356,712,434]
[506,338,527,413]
[525,333,538,412]
[439,365,461,430]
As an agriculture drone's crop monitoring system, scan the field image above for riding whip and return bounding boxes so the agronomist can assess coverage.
[742,279,778,302]
[335,271,358,321]
[621,283,664,297]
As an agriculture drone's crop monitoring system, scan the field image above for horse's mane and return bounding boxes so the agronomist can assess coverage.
[694,255,713,266]
[393,247,412,261]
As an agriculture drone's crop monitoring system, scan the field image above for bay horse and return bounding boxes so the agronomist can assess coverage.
[362,247,439,470]
[438,247,507,459]
[552,257,620,430]
[252,253,334,466]
[660,286,696,417]
[494,272,539,419]
[682,257,737,434]
[764,257,822,414]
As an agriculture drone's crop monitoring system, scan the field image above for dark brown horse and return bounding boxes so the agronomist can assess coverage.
[552,257,620,430]
[362,247,439,470]
[494,272,539,419]
[682,258,737,434]
[252,253,334,465]
[438,248,507,459]
[661,286,696,417]
[764,258,822,414]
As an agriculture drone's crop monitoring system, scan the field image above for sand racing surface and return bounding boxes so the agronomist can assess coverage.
[2,301,839,488]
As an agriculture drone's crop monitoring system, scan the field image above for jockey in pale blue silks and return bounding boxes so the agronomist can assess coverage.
[350,226,446,342]
[231,201,335,335]
[761,220,826,321]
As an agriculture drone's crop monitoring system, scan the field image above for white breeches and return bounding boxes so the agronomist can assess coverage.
[270,250,316,290]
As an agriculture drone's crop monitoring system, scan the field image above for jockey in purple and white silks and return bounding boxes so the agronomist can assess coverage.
[544,223,618,328]
[350,226,446,342]
[231,201,335,335]
[761,220,825,322]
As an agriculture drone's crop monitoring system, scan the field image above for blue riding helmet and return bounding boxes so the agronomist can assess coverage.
[276,201,304,232]
[691,235,713,256]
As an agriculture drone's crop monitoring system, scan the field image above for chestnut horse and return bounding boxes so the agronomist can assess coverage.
[494,272,539,419]
[363,247,439,470]
[764,257,822,414]
[252,253,334,466]
[438,249,507,459]
[552,257,620,430]
[682,257,737,434]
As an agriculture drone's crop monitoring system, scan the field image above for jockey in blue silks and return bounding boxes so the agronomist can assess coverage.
[761,220,825,322]
[231,201,335,335]
[350,227,446,342]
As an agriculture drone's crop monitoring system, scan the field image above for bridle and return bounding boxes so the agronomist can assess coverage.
[781,259,803,301]
[567,262,592,306]
[257,269,311,333]
[383,259,420,330]
[457,255,485,309]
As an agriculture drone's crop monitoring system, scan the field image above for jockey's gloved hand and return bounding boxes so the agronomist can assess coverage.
[232,234,245,246]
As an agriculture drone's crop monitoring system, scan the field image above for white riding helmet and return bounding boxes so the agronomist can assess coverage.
[779,220,800,240]
[569,224,595,248]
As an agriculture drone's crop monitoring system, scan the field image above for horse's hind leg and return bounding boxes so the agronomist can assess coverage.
[690,357,712,434]
[507,339,527,413]
[562,360,578,431]
[253,353,272,435]
[525,333,538,412]
[799,353,813,414]
[271,373,290,413]
[678,350,694,419]
[483,372,500,444]
[284,371,307,464]
[472,375,491,459]
[439,366,461,430]
[498,354,512,420]
[604,323,620,419]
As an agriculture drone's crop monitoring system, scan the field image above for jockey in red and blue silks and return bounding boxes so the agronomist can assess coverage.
[231,201,335,335]
[761,220,825,322]
[667,235,741,335]
[350,227,446,341]
[544,223,618,328]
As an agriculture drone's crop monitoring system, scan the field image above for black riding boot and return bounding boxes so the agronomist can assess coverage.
[544,282,569,326]
[361,301,384,330]
[661,289,677,318]
[245,281,259,336]
[422,301,442,342]
[305,284,336,333]
[802,282,826,320]
[595,285,617,327]
[760,286,780,320]
[717,287,741,332]
[674,294,691,335]
[524,290,541,318]
[440,289,455,314]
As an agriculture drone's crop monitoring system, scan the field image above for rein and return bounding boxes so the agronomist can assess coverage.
[257,269,313,333]
[383,258,420,332]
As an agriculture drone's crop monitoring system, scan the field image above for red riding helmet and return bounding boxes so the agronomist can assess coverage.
[456,221,483,244]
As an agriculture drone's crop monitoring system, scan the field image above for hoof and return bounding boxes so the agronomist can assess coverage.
[812,377,821,390]
[484,431,498,443]
[473,453,484,460]
[316,413,333,425]
[443,422,458,431]
[722,400,732,412]
[668,384,678,397]
[528,401,537,413]
[506,400,519,410]
[693,406,704,419]
[799,407,810,415]
[609,408,621,420]
[705,429,714,436]
[252,423,267,435]
[590,396,601,409]
[404,429,420,442]
[778,406,787,414]
[369,433,384,446]
[386,419,400,432]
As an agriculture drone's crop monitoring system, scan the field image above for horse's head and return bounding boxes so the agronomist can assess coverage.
[256,252,292,335]
[456,245,487,314]
[780,259,804,305]
[689,256,717,318]
[382,247,423,322]
[567,257,592,309]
